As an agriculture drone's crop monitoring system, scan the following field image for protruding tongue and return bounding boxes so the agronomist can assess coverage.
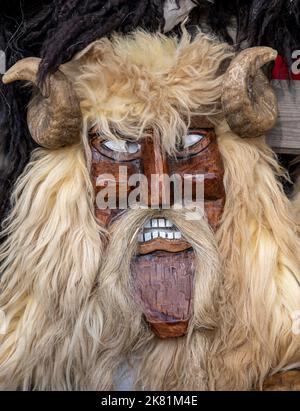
[131,249,195,338]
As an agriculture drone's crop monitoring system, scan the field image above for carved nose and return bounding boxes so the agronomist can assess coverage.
[142,132,170,207]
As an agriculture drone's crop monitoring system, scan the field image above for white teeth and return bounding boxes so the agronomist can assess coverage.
[152,219,158,227]
[158,218,165,227]
[152,230,159,239]
[144,232,152,242]
[138,218,183,243]
[165,219,172,227]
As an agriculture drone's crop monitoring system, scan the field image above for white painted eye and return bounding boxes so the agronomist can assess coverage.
[182,133,204,149]
[126,142,141,154]
[102,140,140,154]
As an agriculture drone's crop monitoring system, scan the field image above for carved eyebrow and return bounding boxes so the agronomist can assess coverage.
[88,125,153,142]
[88,132,138,144]
[188,116,215,129]
[88,126,132,140]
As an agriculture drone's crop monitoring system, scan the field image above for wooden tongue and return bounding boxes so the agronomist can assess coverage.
[131,249,195,338]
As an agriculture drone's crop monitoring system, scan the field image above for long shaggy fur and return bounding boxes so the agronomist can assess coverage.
[0,1,50,229]
[37,0,168,82]
[0,30,300,390]
[211,125,300,390]
[0,144,104,389]
[63,30,233,152]
[292,158,300,226]
[81,207,221,390]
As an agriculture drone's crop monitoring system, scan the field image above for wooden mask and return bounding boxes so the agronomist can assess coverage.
[90,116,225,338]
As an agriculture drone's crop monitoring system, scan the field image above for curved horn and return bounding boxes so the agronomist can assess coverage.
[2,57,82,149]
[222,47,278,138]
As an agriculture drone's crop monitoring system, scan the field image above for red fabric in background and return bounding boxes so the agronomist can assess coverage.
[272,55,300,80]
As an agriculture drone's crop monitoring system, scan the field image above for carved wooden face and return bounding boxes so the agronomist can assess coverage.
[89,116,225,338]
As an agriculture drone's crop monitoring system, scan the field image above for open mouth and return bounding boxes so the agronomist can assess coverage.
[137,217,191,254]
[132,216,195,338]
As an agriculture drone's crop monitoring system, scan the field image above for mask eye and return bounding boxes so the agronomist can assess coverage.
[182,133,204,149]
[174,129,213,159]
[102,140,141,154]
